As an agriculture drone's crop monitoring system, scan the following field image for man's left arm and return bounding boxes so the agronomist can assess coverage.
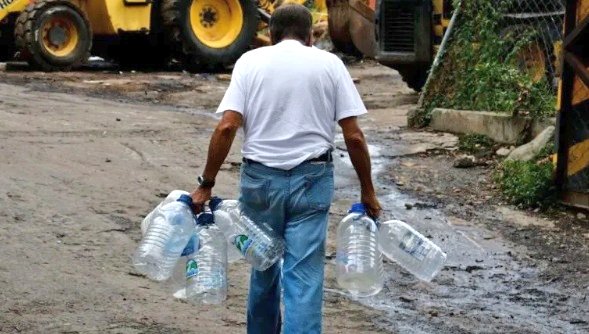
[190,110,243,211]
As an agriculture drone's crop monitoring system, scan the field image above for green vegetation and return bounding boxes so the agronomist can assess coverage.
[417,0,557,127]
[495,138,556,208]
[458,134,495,154]
[495,160,556,208]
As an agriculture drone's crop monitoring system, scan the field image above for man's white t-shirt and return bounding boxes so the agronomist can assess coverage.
[216,39,367,170]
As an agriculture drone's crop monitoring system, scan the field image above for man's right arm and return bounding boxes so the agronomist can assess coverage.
[338,116,382,218]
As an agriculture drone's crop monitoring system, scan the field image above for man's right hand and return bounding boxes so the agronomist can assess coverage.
[362,191,382,219]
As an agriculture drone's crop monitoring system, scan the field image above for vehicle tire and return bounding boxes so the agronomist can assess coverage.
[161,0,258,71]
[0,17,16,61]
[397,66,429,92]
[14,0,91,71]
[327,0,362,57]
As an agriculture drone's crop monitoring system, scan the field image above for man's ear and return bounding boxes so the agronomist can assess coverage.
[305,31,313,47]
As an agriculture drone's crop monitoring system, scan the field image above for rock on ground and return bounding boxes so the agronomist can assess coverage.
[496,147,513,156]
[506,126,555,162]
[453,155,476,168]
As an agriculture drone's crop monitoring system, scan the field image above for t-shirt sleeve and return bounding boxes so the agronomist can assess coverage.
[216,58,247,115]
[334,59,367,121]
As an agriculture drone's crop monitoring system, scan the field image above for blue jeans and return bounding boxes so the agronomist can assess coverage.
[239,159,334,334]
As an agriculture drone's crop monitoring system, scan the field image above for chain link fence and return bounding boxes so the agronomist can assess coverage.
[418,0,565,124]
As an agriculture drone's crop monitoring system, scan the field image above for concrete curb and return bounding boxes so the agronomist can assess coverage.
[430,108,555,144]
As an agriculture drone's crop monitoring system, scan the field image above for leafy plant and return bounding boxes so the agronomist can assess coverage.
[419,0,556,124]
[495,160,556,208]
[459,134,495,153]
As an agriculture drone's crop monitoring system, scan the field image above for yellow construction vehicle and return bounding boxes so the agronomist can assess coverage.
[0,0,260,70]
[328,0,565,92]
[0,0,327,71]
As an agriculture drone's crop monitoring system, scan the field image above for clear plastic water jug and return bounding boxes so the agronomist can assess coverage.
[133,194,195,281]
[141,190,189,235]
[210,197,284,271]
[185,213,227,304]
[378,220,446,282]
[208,198,242,263]
[336,203,384,297]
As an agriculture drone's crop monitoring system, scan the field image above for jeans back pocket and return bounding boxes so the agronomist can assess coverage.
[304,165,334,211]
[240,167,270,210]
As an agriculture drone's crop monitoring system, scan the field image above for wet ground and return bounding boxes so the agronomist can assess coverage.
[335,146,589,333]
[0,60,588,333]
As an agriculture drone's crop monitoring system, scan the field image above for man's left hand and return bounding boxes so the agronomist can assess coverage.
[190,186,212,214]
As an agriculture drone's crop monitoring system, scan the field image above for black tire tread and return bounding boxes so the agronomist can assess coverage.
[14,0,92,71]
[0,16,16,61]
[397,66,428,92]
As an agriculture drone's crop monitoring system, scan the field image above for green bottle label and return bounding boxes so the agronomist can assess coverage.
[234,234,250,254]
[186,259,198,279]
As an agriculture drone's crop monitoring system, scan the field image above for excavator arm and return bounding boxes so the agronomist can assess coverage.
[327,0,377,57]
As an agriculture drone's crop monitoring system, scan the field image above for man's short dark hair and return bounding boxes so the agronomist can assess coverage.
[269,4,313,44]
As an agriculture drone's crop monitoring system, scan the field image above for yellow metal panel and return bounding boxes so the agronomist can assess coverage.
[85,0,151,35]
[572,73,589,105]
[434,25,443,37]
[441,18,450,28]
[432,0,448,38]
[578,0,589,22]
[432,0,442,16]
[0,0,30,21]
[567,139,589,176]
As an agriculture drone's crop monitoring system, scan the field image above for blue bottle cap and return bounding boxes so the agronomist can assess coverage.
[348,203,366,214]
[177,194,193,206]
[209,196,223,211]
[196,212,215,226]
[181,234,199,256]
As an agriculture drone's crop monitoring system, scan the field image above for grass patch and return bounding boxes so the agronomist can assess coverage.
[495,160,556,208]
[459,134,495,154]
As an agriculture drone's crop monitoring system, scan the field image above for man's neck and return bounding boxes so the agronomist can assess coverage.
[274,37,309,46]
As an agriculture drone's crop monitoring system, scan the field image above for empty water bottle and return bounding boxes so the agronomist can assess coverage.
[185,213,227,304]
[133,194,196,281]
[378,220,447,282]
[208,198,242,263]
[140,190,197,258]
[336,203,384,297]
[169,233,199,300]
[210,197,284,271]
[141,190,189,235]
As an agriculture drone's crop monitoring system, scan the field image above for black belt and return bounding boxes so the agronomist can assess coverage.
[242,151,333,165]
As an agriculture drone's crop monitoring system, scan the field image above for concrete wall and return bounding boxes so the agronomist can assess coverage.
[430,108,555,144]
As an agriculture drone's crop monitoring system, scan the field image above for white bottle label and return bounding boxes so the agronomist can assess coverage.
[399,232,430,261]
[186,259,199,279]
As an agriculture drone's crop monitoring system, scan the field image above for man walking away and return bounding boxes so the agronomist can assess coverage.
[190,4,381,333]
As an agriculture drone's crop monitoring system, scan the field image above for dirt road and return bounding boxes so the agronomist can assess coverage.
[0,61,587,333]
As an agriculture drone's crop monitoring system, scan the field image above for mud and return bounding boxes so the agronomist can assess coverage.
[0,60,588,333]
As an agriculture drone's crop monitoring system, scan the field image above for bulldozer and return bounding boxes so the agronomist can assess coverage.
[328,0,565,91]
[0,0,327,71]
